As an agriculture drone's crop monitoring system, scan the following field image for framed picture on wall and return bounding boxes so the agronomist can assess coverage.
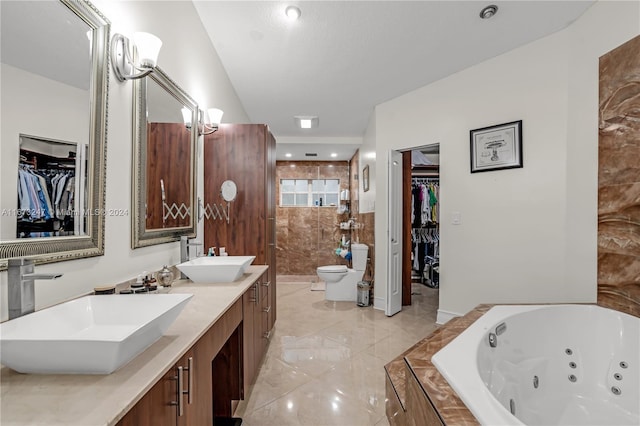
[470,120,523,173]
[363,165,370,192]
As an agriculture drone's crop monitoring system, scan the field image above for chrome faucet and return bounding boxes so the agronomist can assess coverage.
[180,236,202,278]
[7,258,63,320]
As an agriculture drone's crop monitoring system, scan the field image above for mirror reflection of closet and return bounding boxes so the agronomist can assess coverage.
[0,0,109,270]
[17,135,87,239]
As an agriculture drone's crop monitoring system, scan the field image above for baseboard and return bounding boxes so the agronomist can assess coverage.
[436,309,461,325]
[373,297,385,311]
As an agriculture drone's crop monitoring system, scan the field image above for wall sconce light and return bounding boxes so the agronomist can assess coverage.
[199,108,224,135]
[111,32,162,81]
[182,107,224,135]
[181,107,194,130]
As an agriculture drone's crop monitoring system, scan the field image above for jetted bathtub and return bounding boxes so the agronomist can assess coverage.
[432,305,639,426]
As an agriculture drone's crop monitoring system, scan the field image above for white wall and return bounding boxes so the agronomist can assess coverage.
[360,113,377,214]
[0,1,249,321]
[372,0,639,319]
[1,64,89,239]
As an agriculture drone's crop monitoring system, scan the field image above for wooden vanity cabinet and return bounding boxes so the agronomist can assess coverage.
[242,272,270,396]
[116,350,195,426]
[116,299,243,426]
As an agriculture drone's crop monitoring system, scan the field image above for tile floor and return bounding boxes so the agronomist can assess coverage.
[234,276,440,425]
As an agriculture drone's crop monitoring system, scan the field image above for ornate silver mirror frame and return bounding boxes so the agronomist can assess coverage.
[131,66,198,248]
[0,0,109,270]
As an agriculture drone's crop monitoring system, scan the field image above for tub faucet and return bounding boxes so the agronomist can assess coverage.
[7,258,63,320]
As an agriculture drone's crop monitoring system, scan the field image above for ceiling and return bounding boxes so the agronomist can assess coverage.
[193,1,594,161]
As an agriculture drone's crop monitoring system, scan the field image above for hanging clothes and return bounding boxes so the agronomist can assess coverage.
[410,177,439,287]
[17,164,75,236]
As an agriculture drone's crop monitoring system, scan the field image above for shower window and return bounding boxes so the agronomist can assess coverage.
[280,179,339,206]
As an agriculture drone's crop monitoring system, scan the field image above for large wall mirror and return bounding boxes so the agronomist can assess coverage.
[132,67,198,248]
[0,0,109,270]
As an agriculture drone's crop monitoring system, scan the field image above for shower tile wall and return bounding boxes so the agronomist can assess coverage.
[276,161,350,275]
[598,34,640,318]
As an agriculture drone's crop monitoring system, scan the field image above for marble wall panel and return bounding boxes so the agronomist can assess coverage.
[275,161,350,275]
[598,34,640,318]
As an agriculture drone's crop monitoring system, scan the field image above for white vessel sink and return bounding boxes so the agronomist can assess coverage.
[0,293,192,374]
[177,256,255,283]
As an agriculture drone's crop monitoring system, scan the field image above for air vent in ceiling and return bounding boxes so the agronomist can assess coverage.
[305,153,318,157]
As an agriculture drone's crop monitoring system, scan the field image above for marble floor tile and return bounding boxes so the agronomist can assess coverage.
[235,276,439,424]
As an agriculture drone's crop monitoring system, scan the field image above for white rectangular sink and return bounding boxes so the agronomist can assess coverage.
[0,293,192,374]
[177,256,255,283]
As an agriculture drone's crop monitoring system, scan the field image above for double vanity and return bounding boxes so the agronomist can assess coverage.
[0,265,272,425]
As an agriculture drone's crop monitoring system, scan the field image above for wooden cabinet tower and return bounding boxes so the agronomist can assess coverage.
[203,123,277,332]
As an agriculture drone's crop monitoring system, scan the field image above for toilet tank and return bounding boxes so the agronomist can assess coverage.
[351,243,369,271]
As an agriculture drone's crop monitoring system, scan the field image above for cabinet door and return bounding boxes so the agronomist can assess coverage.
[203,124,267,263]
[260,271,272,345]
[176,348,209,426]
[242,282,258,394]
[116,364,180,426]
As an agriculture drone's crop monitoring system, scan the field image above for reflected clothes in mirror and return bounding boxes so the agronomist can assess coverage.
[17,165,76,238]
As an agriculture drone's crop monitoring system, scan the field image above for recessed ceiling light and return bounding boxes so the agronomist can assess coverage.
[479,4,498,19]
[294,115,319,129]
[331,153,337,158]
[285,153,292,158]
[285,6,301,21]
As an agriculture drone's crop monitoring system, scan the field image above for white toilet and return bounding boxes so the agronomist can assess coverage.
[317,243,369,301]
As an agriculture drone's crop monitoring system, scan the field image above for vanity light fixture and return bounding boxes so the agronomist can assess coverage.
[331,153,338,158]
[285,5,301,20]
[200,108,224,135]
[181,107,193,130]
[479,4,498,19]
[285,153,292,158]
[111,32,162,81]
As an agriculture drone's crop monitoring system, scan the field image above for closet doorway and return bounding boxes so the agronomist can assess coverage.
[401,144,440,306]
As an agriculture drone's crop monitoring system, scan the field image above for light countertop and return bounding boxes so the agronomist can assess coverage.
[0,265,268,426]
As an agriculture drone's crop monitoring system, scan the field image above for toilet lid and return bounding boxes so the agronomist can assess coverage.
[318,265,348,273]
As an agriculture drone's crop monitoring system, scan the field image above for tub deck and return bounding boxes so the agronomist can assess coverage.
[384,305,492,425]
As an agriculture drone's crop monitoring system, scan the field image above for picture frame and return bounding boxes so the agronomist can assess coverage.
[363,165,370,192]
[470,120,523,173]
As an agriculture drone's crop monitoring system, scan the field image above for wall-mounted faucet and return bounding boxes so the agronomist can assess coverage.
[8,258,63,320]
[179,236,202,279]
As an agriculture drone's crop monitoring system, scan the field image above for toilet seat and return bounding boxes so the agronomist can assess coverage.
[317,265,348,273]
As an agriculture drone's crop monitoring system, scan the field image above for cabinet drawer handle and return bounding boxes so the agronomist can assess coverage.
[263,306,271,313]
[263,330,272,339]
[172,366,184,417]
[184,357,194,404]
[261,281,271,287]
[250,282,259,303]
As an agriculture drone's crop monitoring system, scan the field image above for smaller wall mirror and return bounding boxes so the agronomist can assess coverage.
[132,67,198,248]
